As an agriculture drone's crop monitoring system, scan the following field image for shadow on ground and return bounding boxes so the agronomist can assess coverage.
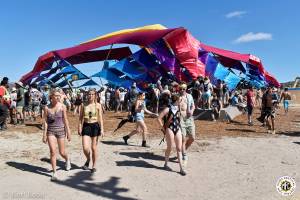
[25,123,43,130]
[40,157,82,170]
[6,161,137,200]
[278,131,300,137]
[101,141,137,147]
[118,151,177,163]
[225,128,256,133]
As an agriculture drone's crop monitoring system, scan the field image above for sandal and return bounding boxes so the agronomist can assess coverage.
[180,169,187,176]
[91,168,97,173]
[82,160,90,170]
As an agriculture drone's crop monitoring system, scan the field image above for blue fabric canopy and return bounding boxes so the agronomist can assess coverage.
[213,63,230,81]
[78,79,99,88]
[223,72,242,90]
[57,65,77,75]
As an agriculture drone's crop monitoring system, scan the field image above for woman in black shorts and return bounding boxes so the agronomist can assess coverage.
[78,89,104,173]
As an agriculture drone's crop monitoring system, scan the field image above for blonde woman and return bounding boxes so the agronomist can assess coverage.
[123,92,158,147]
[42,88,71,181]
[78,89,104,173]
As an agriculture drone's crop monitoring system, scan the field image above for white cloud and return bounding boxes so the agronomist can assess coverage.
[234,32,272,43]
[225,11,247,18]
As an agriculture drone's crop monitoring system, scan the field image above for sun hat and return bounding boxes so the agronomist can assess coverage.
[15,81,23,87]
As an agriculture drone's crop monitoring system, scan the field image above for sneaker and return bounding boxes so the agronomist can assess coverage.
[82,160,90,170]
[180,169,187,176]
[248,122,254,126]
[65,158,71,171]
[91,168,97,173]
[51,172,58,181]
[267,130,271,134]
[163,163,172,171]
[272,130,276,135]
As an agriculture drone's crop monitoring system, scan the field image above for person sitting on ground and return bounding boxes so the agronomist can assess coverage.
[231,92,239,106]
[157,94,186,176]
[210,93,222,122]
[280,88,292,114]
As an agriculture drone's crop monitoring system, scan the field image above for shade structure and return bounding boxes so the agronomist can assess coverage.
[20,24,280,89]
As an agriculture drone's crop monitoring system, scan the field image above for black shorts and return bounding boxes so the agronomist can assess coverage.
[247,105,253,115]
[82,122,101,137]
[264,107,275,119]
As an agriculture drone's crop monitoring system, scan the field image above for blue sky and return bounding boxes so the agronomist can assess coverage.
[0,0,299,83]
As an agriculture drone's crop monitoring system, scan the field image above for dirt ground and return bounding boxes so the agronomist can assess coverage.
[0,106,299,200]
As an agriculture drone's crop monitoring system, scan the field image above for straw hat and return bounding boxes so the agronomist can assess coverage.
[11,87,17,92]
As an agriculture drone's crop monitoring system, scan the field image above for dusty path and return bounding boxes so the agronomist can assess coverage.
[0,108,299,200]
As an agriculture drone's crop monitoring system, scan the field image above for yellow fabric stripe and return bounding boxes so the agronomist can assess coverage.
[81,24,167,44]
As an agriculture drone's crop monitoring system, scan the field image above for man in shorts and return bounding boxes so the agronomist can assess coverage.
[280,88,291,114]
[179,83,195,162]
[262,87,276,134]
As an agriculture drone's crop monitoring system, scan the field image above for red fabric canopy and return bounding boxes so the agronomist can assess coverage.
[65,47,132,65]
[200,44,266,75]
[20,28,176,83]
[164,28,205,80]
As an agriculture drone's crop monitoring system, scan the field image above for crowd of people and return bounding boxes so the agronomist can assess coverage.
[0,75,292,180]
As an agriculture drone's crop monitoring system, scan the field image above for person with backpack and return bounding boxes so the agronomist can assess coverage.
[16,82,25,125]
[122,92,158,147]
[157,94,186,176]
[201,77,213,109]
[29,83,42,121]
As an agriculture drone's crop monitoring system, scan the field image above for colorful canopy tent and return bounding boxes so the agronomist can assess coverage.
[78,79,99,88]
[21,24,280,89]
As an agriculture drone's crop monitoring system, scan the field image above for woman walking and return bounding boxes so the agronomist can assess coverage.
[42,88,71,181]
[123,92,158,147]
[78,89,104,173]
[157,94,186,176]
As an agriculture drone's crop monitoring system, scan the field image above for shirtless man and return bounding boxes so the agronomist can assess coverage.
[179,83,195,162]
[280,88,291,114]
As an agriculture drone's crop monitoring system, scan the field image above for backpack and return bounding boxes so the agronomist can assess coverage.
[203,83,209,92]
[30,89,40,103]
[41,92,48,105]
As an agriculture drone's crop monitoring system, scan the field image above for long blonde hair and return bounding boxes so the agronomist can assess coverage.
[88,89,97,104]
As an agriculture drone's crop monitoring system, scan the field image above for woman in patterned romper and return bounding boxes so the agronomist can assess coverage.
[42,89,71,181]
